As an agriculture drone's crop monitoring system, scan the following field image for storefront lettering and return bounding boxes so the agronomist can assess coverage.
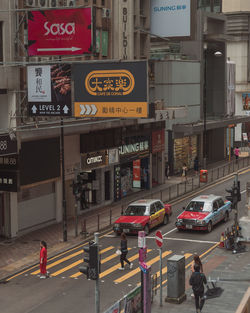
[86,155,103,165]
[119,141,149,155]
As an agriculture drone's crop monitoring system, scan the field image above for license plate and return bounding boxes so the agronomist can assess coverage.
[186,224,192,229]
[123,229,130,233]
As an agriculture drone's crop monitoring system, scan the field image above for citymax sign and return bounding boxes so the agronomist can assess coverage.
[28,8,92,56]
[81,150,107,170]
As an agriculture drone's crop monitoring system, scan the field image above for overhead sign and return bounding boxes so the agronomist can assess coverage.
[155,230,163,248]
[0,134,18,156]
[28,8,92,56]
[81,150,107,170]
[151,0,191,37]
[73,61,148,118]
[0,170,19,192]
[27,64,72,116]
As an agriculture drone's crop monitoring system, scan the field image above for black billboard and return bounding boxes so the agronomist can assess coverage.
[73,61,148,118]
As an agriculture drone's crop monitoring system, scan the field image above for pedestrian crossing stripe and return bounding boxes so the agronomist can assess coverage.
[114,250,172,284]
[70,249,152,279]
[31,246,114,276]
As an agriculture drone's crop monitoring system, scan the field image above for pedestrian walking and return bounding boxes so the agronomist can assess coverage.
[234,146,240,163]
[191,254,203,273]
[194,156,199,176]
[165,162,170,179]
[40,241,48,279]
[118,232,133,270]
[189,264,207,313]
[181,163,188,181]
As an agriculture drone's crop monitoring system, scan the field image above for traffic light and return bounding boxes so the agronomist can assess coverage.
[225,186,238,206]
[79,241,99,280]
[237,181,241,202]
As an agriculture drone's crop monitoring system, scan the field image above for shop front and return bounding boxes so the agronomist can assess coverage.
[173,135,198,173]
[80,150,108,209]
[114,139,150,201]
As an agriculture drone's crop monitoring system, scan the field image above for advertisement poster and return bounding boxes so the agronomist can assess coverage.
[133,159,141,188]
[28,8,92,56]
[73,61,148,118]
[152,129,165,153]
[242,93,250,115]
[28,65,51,102]
[124,286,141,313]
[151,0,191,37]
[27,64,72,116]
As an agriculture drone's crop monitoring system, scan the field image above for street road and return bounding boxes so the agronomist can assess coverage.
[1,169,249,313]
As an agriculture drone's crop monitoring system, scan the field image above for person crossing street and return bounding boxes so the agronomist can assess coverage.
[189,264,207,313]
[118,232,133,270]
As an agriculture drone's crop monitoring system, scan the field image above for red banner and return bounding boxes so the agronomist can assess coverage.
[152,129,165,153]
[28,8,92,56]
[133,159,141,188]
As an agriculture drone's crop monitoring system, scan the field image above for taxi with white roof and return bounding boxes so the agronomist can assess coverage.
[175,194,232,232]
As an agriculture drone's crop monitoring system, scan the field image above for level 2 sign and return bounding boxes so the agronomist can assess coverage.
[28,103,71,116]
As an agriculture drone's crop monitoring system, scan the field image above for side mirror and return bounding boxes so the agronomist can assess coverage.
[182,207,185,210]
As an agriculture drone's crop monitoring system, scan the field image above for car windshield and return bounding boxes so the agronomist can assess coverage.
[185,201,210,212]
[124,205,146,216]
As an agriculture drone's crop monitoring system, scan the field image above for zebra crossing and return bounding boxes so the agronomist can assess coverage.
[27,244,195,285]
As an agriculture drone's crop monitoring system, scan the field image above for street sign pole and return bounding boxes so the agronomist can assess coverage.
[61,118,67,242]
[159,247,162,307]
[94,232,100,313]
[155,230,163,306]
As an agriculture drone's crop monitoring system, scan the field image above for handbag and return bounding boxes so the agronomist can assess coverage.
[116,249,122,255]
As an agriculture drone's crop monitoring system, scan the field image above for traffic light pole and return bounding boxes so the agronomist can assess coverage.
[234,174,239,237]
[94,232,100,313]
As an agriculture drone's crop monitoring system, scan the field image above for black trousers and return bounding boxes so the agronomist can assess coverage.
[120,252,130,268]
[194,292,205,311]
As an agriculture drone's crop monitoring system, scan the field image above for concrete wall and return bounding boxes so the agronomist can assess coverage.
[223,0,250,12]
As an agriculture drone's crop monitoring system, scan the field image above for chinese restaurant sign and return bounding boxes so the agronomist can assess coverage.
[28,8,92,56]
[73,61,148,118]
[27,64,72,116]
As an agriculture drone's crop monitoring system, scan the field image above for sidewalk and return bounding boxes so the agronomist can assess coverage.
[151,246,250,313]
[0,158,248,281]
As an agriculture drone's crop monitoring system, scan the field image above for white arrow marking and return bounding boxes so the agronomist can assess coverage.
[85,104,91,115]
[80,104,86,115]
[91,104,97,115]
[37,47,81,52]
[31,105,37,114]
[63,105,69,114]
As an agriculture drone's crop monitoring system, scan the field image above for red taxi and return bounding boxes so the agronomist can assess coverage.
[113,199,172,235]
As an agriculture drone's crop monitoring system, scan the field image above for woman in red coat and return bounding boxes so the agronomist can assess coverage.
[40,241,48,279]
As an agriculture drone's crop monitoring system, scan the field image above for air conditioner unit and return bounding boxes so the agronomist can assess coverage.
[38,0,48,7]
[25,0,38,6]
[102,8,111,18]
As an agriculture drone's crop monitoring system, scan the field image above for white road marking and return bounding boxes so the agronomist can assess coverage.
[164,237,218,244]
[104,234,117,238]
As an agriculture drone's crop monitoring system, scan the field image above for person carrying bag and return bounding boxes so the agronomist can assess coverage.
[189,264,207,313]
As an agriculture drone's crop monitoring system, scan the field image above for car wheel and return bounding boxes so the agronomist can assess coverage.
[207,221,212,233]
[144,224,150,236]
[177,227,183,232]
[163,214,169,225]
[223,211,229,223]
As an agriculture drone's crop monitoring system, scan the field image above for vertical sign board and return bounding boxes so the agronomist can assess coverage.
[28,8,92,56]
[133,159,141,188]
[151,0,191,38]
[73,61,148,118]
[0,134,17,156]
[27,64,72,116]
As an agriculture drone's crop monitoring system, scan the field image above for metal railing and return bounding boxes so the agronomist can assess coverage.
[76,156,250,238]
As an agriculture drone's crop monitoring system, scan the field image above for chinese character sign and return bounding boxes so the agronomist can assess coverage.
[73,61,148,118]
[28,66,51,102]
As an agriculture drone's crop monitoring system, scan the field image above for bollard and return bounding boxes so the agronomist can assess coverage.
[165,255,186,304]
